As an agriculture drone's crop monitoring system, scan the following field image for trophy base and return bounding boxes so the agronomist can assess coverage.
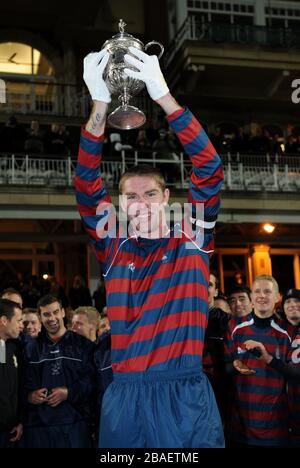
[108,105,146,130]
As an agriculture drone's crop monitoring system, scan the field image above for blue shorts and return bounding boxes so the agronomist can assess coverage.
[99,367,224,448]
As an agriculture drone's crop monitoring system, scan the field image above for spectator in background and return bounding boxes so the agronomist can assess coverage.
[68,275,92,311]
[0,115,25,153]
[214,294,231,314]
[152,128,181,183]
[22,276,42,308]
[228,285,253,319]
[0,299,24,448]
[224,275,291,448]
[22,308,41,338]
[24,120,44,154]
[92,279,106,314]
[94,308,113,442]
[49,277,68,309]
[203,274,229,420]
[279,288,300,339]
[98,307,110,337]
[0,288,23,309]
[45,123,68,155]
[71,306,99,342]
[135,129,151,154]
[23,294,96,448]
[285,135,297,154]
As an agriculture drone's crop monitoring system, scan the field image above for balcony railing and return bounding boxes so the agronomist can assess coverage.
[0,79,157,120]
[165,16,300,66]
[0,152,299,193]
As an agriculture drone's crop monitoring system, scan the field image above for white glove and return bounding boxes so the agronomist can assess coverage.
[124,46,169,101]
[83,49,111,103]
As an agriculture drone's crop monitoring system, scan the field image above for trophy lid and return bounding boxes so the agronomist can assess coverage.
[103,19,144,49]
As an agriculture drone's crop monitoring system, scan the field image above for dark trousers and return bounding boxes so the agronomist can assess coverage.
[0,431,14,448]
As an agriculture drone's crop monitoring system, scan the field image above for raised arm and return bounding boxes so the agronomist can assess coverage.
[75,50,116,268]
[125,47,224,246]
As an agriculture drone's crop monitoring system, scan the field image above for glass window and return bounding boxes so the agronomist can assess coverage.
[222,255,247,293]
[0,42,53,76]
[271,255,295,292]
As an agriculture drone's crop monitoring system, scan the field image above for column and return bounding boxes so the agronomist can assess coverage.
[254,0,266,26]
[294,254,300,289]
[251,244,272,278]
[175,0,188,30]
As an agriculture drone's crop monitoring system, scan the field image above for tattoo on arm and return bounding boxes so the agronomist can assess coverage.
[86,106,107,136]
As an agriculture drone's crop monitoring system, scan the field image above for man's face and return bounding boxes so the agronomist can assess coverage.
[23,313,41,338]
[98,317,110,337]
[251,280,278,317]
[208,274,218,308]
[284,298,300,326]
[229,292,252,317]
[2,308,23,339]
[121,176,169,238]
[40,302,65,336]
[71,313,92,340]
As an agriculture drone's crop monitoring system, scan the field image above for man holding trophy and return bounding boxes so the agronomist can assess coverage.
[75,30,224,448]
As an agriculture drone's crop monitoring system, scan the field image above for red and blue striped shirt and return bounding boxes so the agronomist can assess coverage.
[75,107,223,374]
[224,313,291,446]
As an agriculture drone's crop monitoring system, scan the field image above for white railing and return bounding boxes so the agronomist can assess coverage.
[0,80,158,120]
[0,152,300,193]
[2,84,91,118]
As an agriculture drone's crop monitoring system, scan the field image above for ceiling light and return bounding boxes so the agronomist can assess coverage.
[263,223,275,234]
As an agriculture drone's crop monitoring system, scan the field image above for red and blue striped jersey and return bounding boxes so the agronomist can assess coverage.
[75,107,223,373]
[287,332,300,445]
[224,313,291,446]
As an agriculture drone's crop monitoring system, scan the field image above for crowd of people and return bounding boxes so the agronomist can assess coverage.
[0,117,75,156]
[1,114,300,160]
[1,45,300,450]
[0,275,300,448]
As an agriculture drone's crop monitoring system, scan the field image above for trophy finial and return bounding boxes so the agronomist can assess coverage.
[119,19,126,33]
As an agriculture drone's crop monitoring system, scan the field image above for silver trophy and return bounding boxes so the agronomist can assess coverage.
[102,19,164,130]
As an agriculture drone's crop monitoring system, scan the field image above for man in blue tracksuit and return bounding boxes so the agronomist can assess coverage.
[22,294,96,448]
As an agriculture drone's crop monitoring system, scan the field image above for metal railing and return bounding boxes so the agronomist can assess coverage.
[0,152,299,193]
[0,80,91,118]
[0,79,157,121]
[165,16,300,66]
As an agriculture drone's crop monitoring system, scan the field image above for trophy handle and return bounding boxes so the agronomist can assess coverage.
[145,41,164,59]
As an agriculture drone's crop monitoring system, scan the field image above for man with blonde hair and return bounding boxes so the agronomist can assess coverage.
[71,306,99,342]
[224,274,291,447]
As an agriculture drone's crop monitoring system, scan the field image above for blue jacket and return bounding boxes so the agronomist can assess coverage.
[94,332,113,406]
[23,330,96,427]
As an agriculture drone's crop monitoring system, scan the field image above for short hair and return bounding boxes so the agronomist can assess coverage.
[252,275,279,294]
[228,285,252,301]
[0,288,22,300]
[209,272,219,290]
[119,165,166,194]
[37,294,62,313]
[282,288,300,307]
[73,306,100,325]
[23,308,41,321]
[0,298,21,320]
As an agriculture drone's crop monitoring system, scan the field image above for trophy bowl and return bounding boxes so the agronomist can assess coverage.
[102,19,164,130]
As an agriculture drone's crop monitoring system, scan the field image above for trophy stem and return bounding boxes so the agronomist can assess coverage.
[107,90,146,130]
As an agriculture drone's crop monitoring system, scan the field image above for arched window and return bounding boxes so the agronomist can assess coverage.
[0,42,53,76]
